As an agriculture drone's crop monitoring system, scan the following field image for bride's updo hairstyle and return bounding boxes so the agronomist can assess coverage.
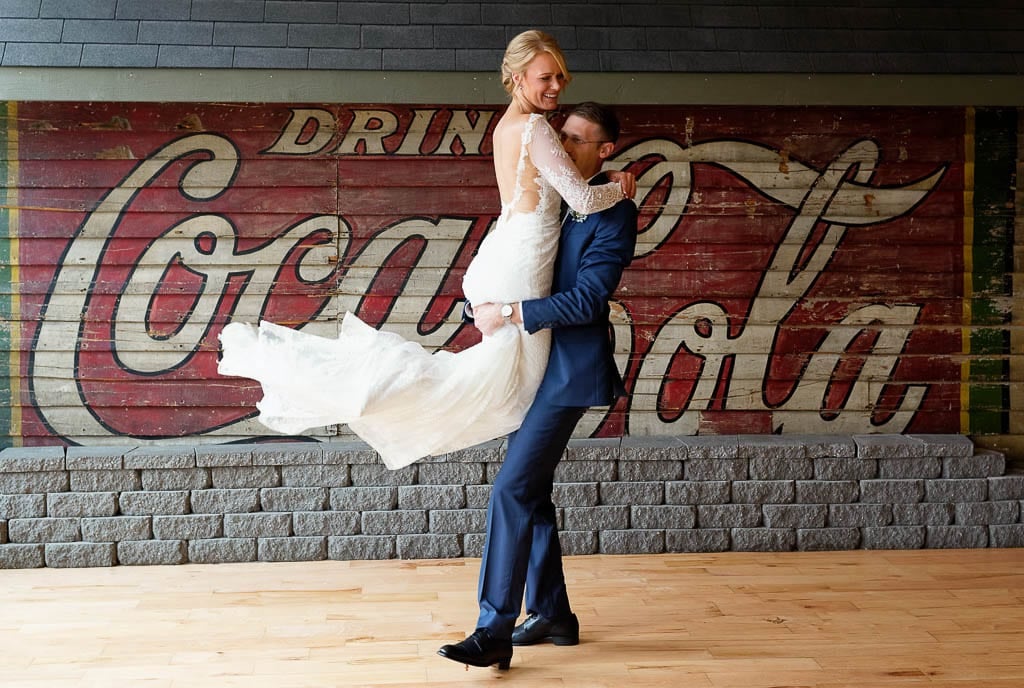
[501,30,572,97]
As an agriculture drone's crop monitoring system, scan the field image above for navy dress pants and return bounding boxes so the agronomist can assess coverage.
[475,400,586,639]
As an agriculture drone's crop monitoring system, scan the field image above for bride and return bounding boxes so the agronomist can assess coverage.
[218,30,634,469]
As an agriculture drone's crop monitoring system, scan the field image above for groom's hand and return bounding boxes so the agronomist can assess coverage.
[472,302,505,336]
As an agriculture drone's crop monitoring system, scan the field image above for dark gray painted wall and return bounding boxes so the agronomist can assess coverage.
[0,1,1022,73]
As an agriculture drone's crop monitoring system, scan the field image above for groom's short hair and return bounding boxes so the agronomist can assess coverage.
[568,101,620,144]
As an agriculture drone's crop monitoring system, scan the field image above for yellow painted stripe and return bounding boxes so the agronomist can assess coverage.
[960,107,974,435]
[6,101,21,446]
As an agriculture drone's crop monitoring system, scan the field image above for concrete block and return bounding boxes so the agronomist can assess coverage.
[600,529,664,555]
[737,435,807,459]
[909,434,974,457]
[142,468,211,491]
[565,436,618,462]
[443,440,503,464]
[0,543,45,568]
[677,436,739,459]
[45,542,116,568]
[465,484,493,509]
[258,536,327,562]
[892,503,954,526]
[260,487,328,512]
[188,538,257,564]
[190,489,260,514]
[350,464,416,486]
[81,516,152,542]
[463,532,485,558]
[814,458,877,480]
[124,445,196,469]
[118,539,187,566]
[685,458,748,481]
[211,466,280,489]
[70,470,139,492]
[119,491,189,516]
[666,528,730,553]
[630,505,696,530]
[330,486,397,511]
[599,481,663,505]
[926,525,988,548]
[559,530,598,555]
[553,461,616,483]
[748,457,812,480]
[9,517,80,543]
[329,535,395,560]
[619,436,685,462]
[955,501,1019,526]
[854,434,928,459]
[195,445,253,467]
[0,494,46,519]
[0,445,65,472]
[361,510,427,536]
[796,480,859,504]
[924,479,987,503]
[322,441,378,465]
[47,492,117,518]
[731,528,795,552]
[416,462,485,485]
[292,511,359,537]
[552,482,598,508]
[797,528,861,551]
[863,526,926,549]
[943,450,1005,479]
[0,471,70,494]
[224,513,291,538]
[860,479,924,504]
[989,524,1024,548]
[988,475,1024,501]
[731,480,795,504]
[282,464,350,487]
[397,534,461,559]
[801,435,858,458]
[563,506,629,531]
[666,481,731,505]
[153,514,223,540]
[763,504,827,529]
[397,485,465,510]
[829,504,892,527]
[65,445,129,470]
[618,460,682,482]
[429,509,487,534]
[698,504,761,528]
[878,458,942,479]
[252,442,323,467]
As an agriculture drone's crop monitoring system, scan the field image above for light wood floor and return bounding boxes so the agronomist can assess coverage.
[2,549,1023,687]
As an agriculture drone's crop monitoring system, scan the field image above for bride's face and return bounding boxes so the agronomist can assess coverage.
[514,52,566,113]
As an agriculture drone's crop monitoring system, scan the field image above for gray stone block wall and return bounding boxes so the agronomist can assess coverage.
[0,1,1021,73]
[0,435,1020,569]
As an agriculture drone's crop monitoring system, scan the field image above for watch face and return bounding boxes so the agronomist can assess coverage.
[501,304,513,318]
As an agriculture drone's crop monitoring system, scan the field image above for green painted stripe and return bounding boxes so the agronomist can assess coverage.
[969,107,1017,435]
[0,101,12,446]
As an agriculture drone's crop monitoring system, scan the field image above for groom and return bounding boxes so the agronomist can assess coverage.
[439,102,638,670]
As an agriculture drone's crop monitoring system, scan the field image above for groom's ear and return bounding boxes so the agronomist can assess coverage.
[597,140,615,161]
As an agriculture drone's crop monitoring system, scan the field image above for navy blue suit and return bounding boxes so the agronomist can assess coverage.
[476,178,638,639]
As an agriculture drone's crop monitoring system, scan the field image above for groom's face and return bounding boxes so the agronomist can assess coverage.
[559,114,614,180]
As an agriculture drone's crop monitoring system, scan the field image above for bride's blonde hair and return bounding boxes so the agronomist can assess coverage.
[501,30,572,96]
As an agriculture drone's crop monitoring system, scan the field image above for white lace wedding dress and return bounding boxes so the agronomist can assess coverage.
[218,113,625,469]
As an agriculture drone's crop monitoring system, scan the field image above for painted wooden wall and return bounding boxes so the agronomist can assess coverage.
[0,102,1018,448]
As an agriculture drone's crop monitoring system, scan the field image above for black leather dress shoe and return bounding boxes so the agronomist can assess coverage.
[511,613,580,646]
[437,629,513,670]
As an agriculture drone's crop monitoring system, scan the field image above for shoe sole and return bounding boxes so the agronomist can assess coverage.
[512,635,579,647]
[437,650,512,670]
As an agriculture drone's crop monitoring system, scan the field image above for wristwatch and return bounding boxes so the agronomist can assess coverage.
[500,303,514,319]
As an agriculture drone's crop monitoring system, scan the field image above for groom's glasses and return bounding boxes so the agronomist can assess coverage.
[559,132,610,146]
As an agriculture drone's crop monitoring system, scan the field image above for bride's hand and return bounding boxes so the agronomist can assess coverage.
[607,170,636,199]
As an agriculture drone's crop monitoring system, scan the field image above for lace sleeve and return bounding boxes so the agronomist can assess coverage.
[527,115,625,214]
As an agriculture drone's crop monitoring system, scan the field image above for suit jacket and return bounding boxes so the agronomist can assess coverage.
[522,175,638,407]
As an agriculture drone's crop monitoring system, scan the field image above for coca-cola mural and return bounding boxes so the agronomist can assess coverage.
[0,102,1016,447]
